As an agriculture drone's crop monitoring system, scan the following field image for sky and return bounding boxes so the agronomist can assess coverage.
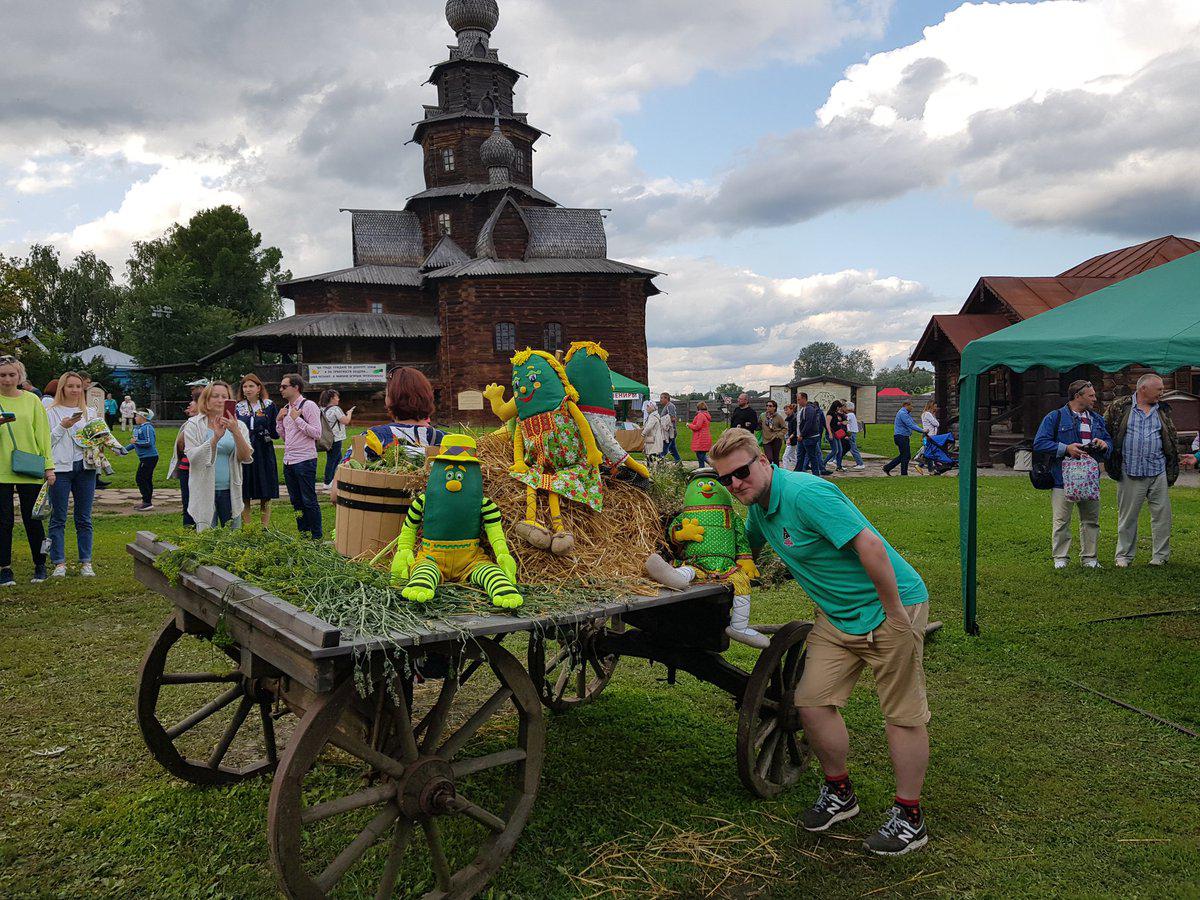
[2,0,1199,393]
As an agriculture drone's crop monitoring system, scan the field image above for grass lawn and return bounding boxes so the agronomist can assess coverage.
[2,477,1197,897]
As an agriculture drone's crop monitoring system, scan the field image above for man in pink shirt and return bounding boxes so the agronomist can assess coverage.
[276,373,323,539]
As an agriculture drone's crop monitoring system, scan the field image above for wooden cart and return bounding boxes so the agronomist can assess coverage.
[129,531,813,899]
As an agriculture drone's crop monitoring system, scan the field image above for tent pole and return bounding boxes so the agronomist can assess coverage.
[958,374,981,635]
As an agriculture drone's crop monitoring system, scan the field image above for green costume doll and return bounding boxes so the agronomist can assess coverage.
[484,348,603,556]
[644,469,768,648]
[563,340,650,480]
[391,434,523,609]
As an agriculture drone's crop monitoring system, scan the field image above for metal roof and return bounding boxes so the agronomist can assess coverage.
[235,313,439,341]
[1058,235,1200,279]
[967,276,1111,320]
[406,181,557,206]
[281,265,424,288]
[421,235,471,271]
[425,257,662,279]
[344,209,424,267]
[910,314,1011,362]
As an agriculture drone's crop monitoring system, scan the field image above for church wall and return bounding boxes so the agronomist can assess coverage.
[286,283,436,317]
[434,274,650,424]
[421,121,534,188]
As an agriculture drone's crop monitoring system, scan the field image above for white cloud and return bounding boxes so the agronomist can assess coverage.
[641,255,942,392]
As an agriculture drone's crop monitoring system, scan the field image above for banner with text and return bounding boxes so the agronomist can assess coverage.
[307,363,388,385]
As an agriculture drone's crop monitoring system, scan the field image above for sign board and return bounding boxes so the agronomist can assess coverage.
[457,390,484,411]
[86,386,106,420]
[769,385,790,408]
[613,392,643,402]
[804,380,853,412]
[308,363,387,385]
[855,385,878,424]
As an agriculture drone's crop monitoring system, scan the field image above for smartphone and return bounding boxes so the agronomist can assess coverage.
[223,399,239,419]
[0,411,15,423]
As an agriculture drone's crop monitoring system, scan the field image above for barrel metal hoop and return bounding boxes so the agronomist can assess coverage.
[335,480,415,499]
[333,495,411,514]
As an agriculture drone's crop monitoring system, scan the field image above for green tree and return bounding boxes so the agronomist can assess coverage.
[712,381,746,399]
[875,364,934,394]
[119,205,288,373]
[791,341,875,383]
[3,245,121,350]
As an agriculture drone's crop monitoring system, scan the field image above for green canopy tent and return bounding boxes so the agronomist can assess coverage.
[611,370,650,401]
[959,251,1200,634]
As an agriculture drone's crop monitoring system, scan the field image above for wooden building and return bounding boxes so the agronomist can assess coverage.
[260,0,659,423]
[910,235,1200,464]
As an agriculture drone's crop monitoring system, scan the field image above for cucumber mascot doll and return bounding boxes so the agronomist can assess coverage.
[644,469,768,648]
[563,341,649,480]
[391,435,523,609]
[483,348,603,556]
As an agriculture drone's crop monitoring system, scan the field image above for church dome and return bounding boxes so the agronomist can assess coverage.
[446,0,499,34]
[480,124,517,168]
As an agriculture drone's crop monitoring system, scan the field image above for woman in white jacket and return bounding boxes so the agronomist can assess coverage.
[641,401,669,461]
[183,380,253,531]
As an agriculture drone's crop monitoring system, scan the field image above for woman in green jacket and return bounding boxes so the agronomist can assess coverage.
[0,356,54,585]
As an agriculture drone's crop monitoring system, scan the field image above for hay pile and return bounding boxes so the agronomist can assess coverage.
[377,432,673,595]
[481,432,670,593]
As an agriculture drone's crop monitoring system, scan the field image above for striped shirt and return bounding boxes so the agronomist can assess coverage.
[1122,403,1165,477]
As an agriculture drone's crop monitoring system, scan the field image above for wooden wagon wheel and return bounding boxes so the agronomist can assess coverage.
[736,621,813,798]
[268,637,545,899]
[137,614,281,786]
[527,616,622,712]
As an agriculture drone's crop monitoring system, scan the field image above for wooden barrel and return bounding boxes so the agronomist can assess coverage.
[331,434,426,560]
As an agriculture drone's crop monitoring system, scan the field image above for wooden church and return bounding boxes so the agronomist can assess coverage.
[268,0,660,423]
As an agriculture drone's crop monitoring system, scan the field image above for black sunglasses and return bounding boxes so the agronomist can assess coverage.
[714,462,753,487]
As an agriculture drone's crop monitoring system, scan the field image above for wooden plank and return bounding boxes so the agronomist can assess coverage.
[194,565,342,648]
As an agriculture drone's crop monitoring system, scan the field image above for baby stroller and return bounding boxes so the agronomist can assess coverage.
[916,432,958,475]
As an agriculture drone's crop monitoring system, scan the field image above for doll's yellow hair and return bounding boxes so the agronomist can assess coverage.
[510,348,580,403]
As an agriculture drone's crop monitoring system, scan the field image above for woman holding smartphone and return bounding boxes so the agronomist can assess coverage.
[236,374,279,526]
[0,355,54,586]
[47,371,114,577]
[183,380,254,531]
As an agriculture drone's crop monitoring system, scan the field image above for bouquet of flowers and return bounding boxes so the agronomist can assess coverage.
[77,419,127,475]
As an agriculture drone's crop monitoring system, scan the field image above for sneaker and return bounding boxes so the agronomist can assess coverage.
[1115,559,1131,568]
[863,806,929,856]
[80,563,96,577]
[1083,559,1102,569]
[31,564,48,584]
[51,564,68,578]
[0,569,14,587]
[136,503,155,512]
[1054,559,1068,570]
[1149,559,1167,567]
[853,464,866,471]
[800,783,860,832]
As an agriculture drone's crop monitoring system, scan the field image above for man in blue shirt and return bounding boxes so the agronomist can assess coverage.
[882,401,921,476]
[792,392,828,477]
[710,427,932,856]
[1104,373,1178,567]
[1032,380,1111,569]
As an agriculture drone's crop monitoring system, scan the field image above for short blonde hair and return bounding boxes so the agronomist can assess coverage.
[709,427,761,464]
[197,380,233,411]
[0,355,28,385]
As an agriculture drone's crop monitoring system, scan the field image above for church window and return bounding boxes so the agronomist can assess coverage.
[495,322,516,352]
[438,213,452,235]
[513,152,525,174]
[370,301,384,315]
[441,148,455,172]
[543,322,563,354]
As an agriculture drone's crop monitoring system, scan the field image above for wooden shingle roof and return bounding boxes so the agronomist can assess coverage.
[343,209,424,267]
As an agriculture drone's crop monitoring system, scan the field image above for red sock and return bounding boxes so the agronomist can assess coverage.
[895,796,922,823]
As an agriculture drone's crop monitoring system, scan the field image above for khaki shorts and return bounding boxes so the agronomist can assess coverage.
[794,602,930,727]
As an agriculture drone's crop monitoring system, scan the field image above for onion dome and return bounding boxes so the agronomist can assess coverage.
[446,0,499,35]
[481,124,516,168]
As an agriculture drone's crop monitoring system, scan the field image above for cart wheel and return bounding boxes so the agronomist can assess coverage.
[736,620,813,798]
[527,616,621,711]
[137,614,281,786]
[268,637,545,900]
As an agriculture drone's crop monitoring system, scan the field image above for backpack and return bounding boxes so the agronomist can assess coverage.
[1029,409,1061,490]
[314,402,335,452]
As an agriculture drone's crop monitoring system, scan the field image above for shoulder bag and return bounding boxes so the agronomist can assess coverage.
[1029,409,1062,490]
[0,400,47,478]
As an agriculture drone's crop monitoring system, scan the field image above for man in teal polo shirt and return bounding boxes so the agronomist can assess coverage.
[709,427,931,856]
